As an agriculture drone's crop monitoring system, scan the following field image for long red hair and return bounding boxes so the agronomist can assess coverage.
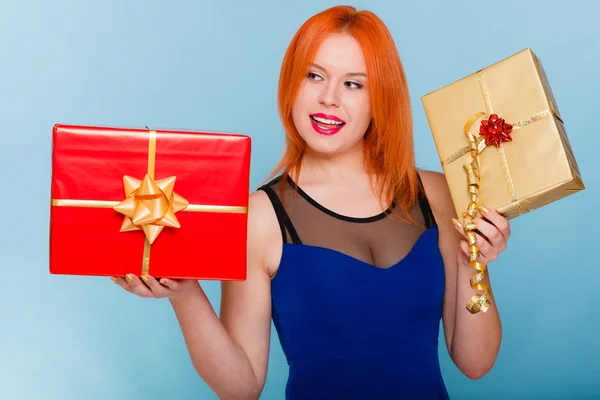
[269,5,421,225]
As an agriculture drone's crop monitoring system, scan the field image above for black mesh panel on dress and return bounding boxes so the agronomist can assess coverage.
[259,175,435,270]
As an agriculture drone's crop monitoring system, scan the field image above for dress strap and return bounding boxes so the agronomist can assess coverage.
[258,183,302,244]
[416,173,436,229]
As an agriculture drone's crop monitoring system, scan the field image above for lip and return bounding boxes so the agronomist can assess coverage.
[309,113,346,136]
[311,113,345,123]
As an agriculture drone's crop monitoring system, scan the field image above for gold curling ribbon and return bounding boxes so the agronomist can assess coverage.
[51,129,248,276]
[443,71,556,314]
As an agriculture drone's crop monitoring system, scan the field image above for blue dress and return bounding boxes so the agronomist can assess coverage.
[259,175,449,399]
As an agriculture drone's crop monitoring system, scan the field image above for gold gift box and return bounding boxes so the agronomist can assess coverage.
[421,48,584,220]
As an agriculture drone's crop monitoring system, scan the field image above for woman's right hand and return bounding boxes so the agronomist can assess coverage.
[110,274,200,299]
[104,192,276,399]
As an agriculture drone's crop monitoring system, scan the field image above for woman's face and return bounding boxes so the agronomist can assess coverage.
[292,33,372,157]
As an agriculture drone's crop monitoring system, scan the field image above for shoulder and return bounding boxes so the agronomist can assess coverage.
[417,169,458,221]
[248,178,284,228]
[248,189,276,224]
[247,187,283,277]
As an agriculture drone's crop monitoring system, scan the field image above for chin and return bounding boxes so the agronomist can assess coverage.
[302,133,361,157]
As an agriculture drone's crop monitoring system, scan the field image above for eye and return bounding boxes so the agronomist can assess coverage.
[345,81,364,90]
[307,72,323,81]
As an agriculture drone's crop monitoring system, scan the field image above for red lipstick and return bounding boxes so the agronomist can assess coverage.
[309,113,346,136]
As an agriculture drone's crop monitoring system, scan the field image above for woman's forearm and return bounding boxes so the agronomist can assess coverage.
[451,262,502,379]
[169,284,261,399]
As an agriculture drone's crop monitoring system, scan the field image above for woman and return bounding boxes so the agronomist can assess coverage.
[112,6,508,399]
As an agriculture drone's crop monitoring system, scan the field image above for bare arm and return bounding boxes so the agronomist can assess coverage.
[419,170,503,380]
[113,190,278,399]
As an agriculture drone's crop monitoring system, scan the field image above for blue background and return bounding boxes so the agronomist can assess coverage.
[1,0,598,398]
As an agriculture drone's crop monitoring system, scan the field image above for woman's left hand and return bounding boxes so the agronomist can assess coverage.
[452,205,511,266]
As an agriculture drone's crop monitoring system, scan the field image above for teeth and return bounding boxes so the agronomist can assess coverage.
[313,116,343,125]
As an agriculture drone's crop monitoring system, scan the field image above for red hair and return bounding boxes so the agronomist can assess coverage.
[269,6,421,225]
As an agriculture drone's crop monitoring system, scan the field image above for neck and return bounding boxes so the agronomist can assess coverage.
[296,140,371,186]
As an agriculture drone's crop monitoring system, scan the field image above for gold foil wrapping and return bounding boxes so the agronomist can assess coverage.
[422,48,585,314]
[422,48,584,221]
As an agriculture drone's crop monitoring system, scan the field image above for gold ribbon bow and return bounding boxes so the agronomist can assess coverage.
[114,175,189,245]
[114,129,182,275]
[442,71,556,314]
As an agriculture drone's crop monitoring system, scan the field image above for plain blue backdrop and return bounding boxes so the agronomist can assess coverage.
[1,0,598,399]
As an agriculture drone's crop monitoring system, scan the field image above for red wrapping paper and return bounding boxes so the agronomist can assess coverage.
[49,124,251,280]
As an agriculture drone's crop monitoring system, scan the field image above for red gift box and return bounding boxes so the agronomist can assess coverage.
[49,124,251,280]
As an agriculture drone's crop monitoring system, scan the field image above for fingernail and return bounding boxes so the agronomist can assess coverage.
[160,278,169,286]
[126,274,134,283]
[140,275,149,284]
[478,205,489,215]
[110,277,119,283]
[451,218,463,229]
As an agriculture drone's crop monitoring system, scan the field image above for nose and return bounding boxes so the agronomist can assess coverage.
[318,80,340,108]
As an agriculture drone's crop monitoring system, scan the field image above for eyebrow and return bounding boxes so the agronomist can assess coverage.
[311,63,367,78]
